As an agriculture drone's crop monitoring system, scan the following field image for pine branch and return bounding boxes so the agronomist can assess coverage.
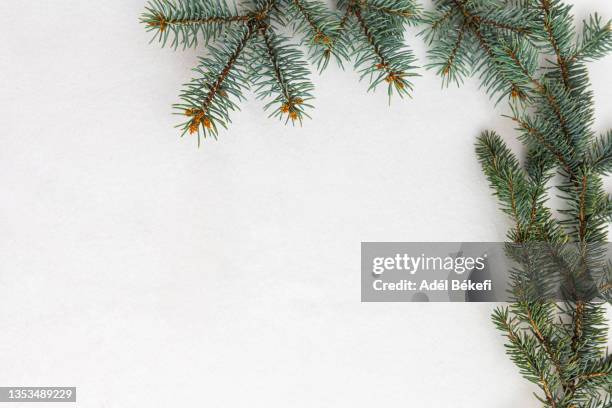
[177,23,257,143]
[538,0,573,89]
[329,0,419,100]
[588,131,612,175]
[574,357,612,390]
[493,307,561,407]
[143,0,421,140]
[571,14,612,63]
[517,301,576,394]
[445,2,612,405]
[420,7,455,44]
[476,131,532,239]
[352,5,417,99]
[283,0,349,70]
[360,0,422,37]
[421,0,539,102]
[427,19,470,86]
[142,0,250,48]
[250,25,314,123]
[361,0,419,19]
[510,113,576,179]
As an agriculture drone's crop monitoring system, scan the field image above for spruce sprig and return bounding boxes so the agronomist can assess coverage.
[281,0,349,70]
[248,26,315,124]
[335,0,421,99]
[142,0,419,142]
[425,1,612,406]
[420,0,539,101]
[142,0,250,48]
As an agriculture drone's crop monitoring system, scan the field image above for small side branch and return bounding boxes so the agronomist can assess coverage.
[147,14,250,32]
[354,8,388,70]
[540,0,571,89]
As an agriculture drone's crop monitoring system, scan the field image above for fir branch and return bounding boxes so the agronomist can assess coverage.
[539,0,573,89]
[588,131,612,175]
[574,357,612,389]
[144,0,420,140]
[352,6,417,99]
[427,19,470,86]
[487,35,577,152]
[493,307,561,407]
[476,131,531,237]
[477,17,529,34]
[420,7,455,44]
[519,301,579,394]
[456,2,612,405]
[250,25,314,123]
[360,0,421,20]
[177,22,257,143]
[571,14,612,63]
[142,0,249,48]
[283,0,349,70]
[510,114,576,180]
[328,6,353,52]
[570,299,585,361]
[421,0,538,101]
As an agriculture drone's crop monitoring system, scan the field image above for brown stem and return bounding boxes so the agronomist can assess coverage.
[199,24,256,114]
[571,301,585,356]
[363,3,413,17]
[508,175,524,239]
[503,48,575,152]
[511,116,576,181]
[501,316,558,408]
[525,307,573,393]
[443,21,468,75]
[540,0,571,89]
[449,0,523,96]
[477,17,529,34]
[292,0,328,43]
[259,25,292,104]
[196,0,275,115]
[354,7,388,71]
[150,14,250,32]
[451,0,574,151]
[524,183,544,239]
[430,8,453,31]
[338,7,352,31]
[541,377,558,408]
[578,175,587,241]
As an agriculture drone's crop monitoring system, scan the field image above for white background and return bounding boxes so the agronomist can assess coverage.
[1,0,611,407]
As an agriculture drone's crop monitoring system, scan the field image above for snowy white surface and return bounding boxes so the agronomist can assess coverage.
[1,0,611,406]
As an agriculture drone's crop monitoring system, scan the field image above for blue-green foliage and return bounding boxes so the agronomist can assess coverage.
[423,1,612,405]
[142,0,419,142]
[337,0,421,100]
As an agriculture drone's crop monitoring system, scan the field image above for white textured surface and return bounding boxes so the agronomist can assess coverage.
[1,1,611,407]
